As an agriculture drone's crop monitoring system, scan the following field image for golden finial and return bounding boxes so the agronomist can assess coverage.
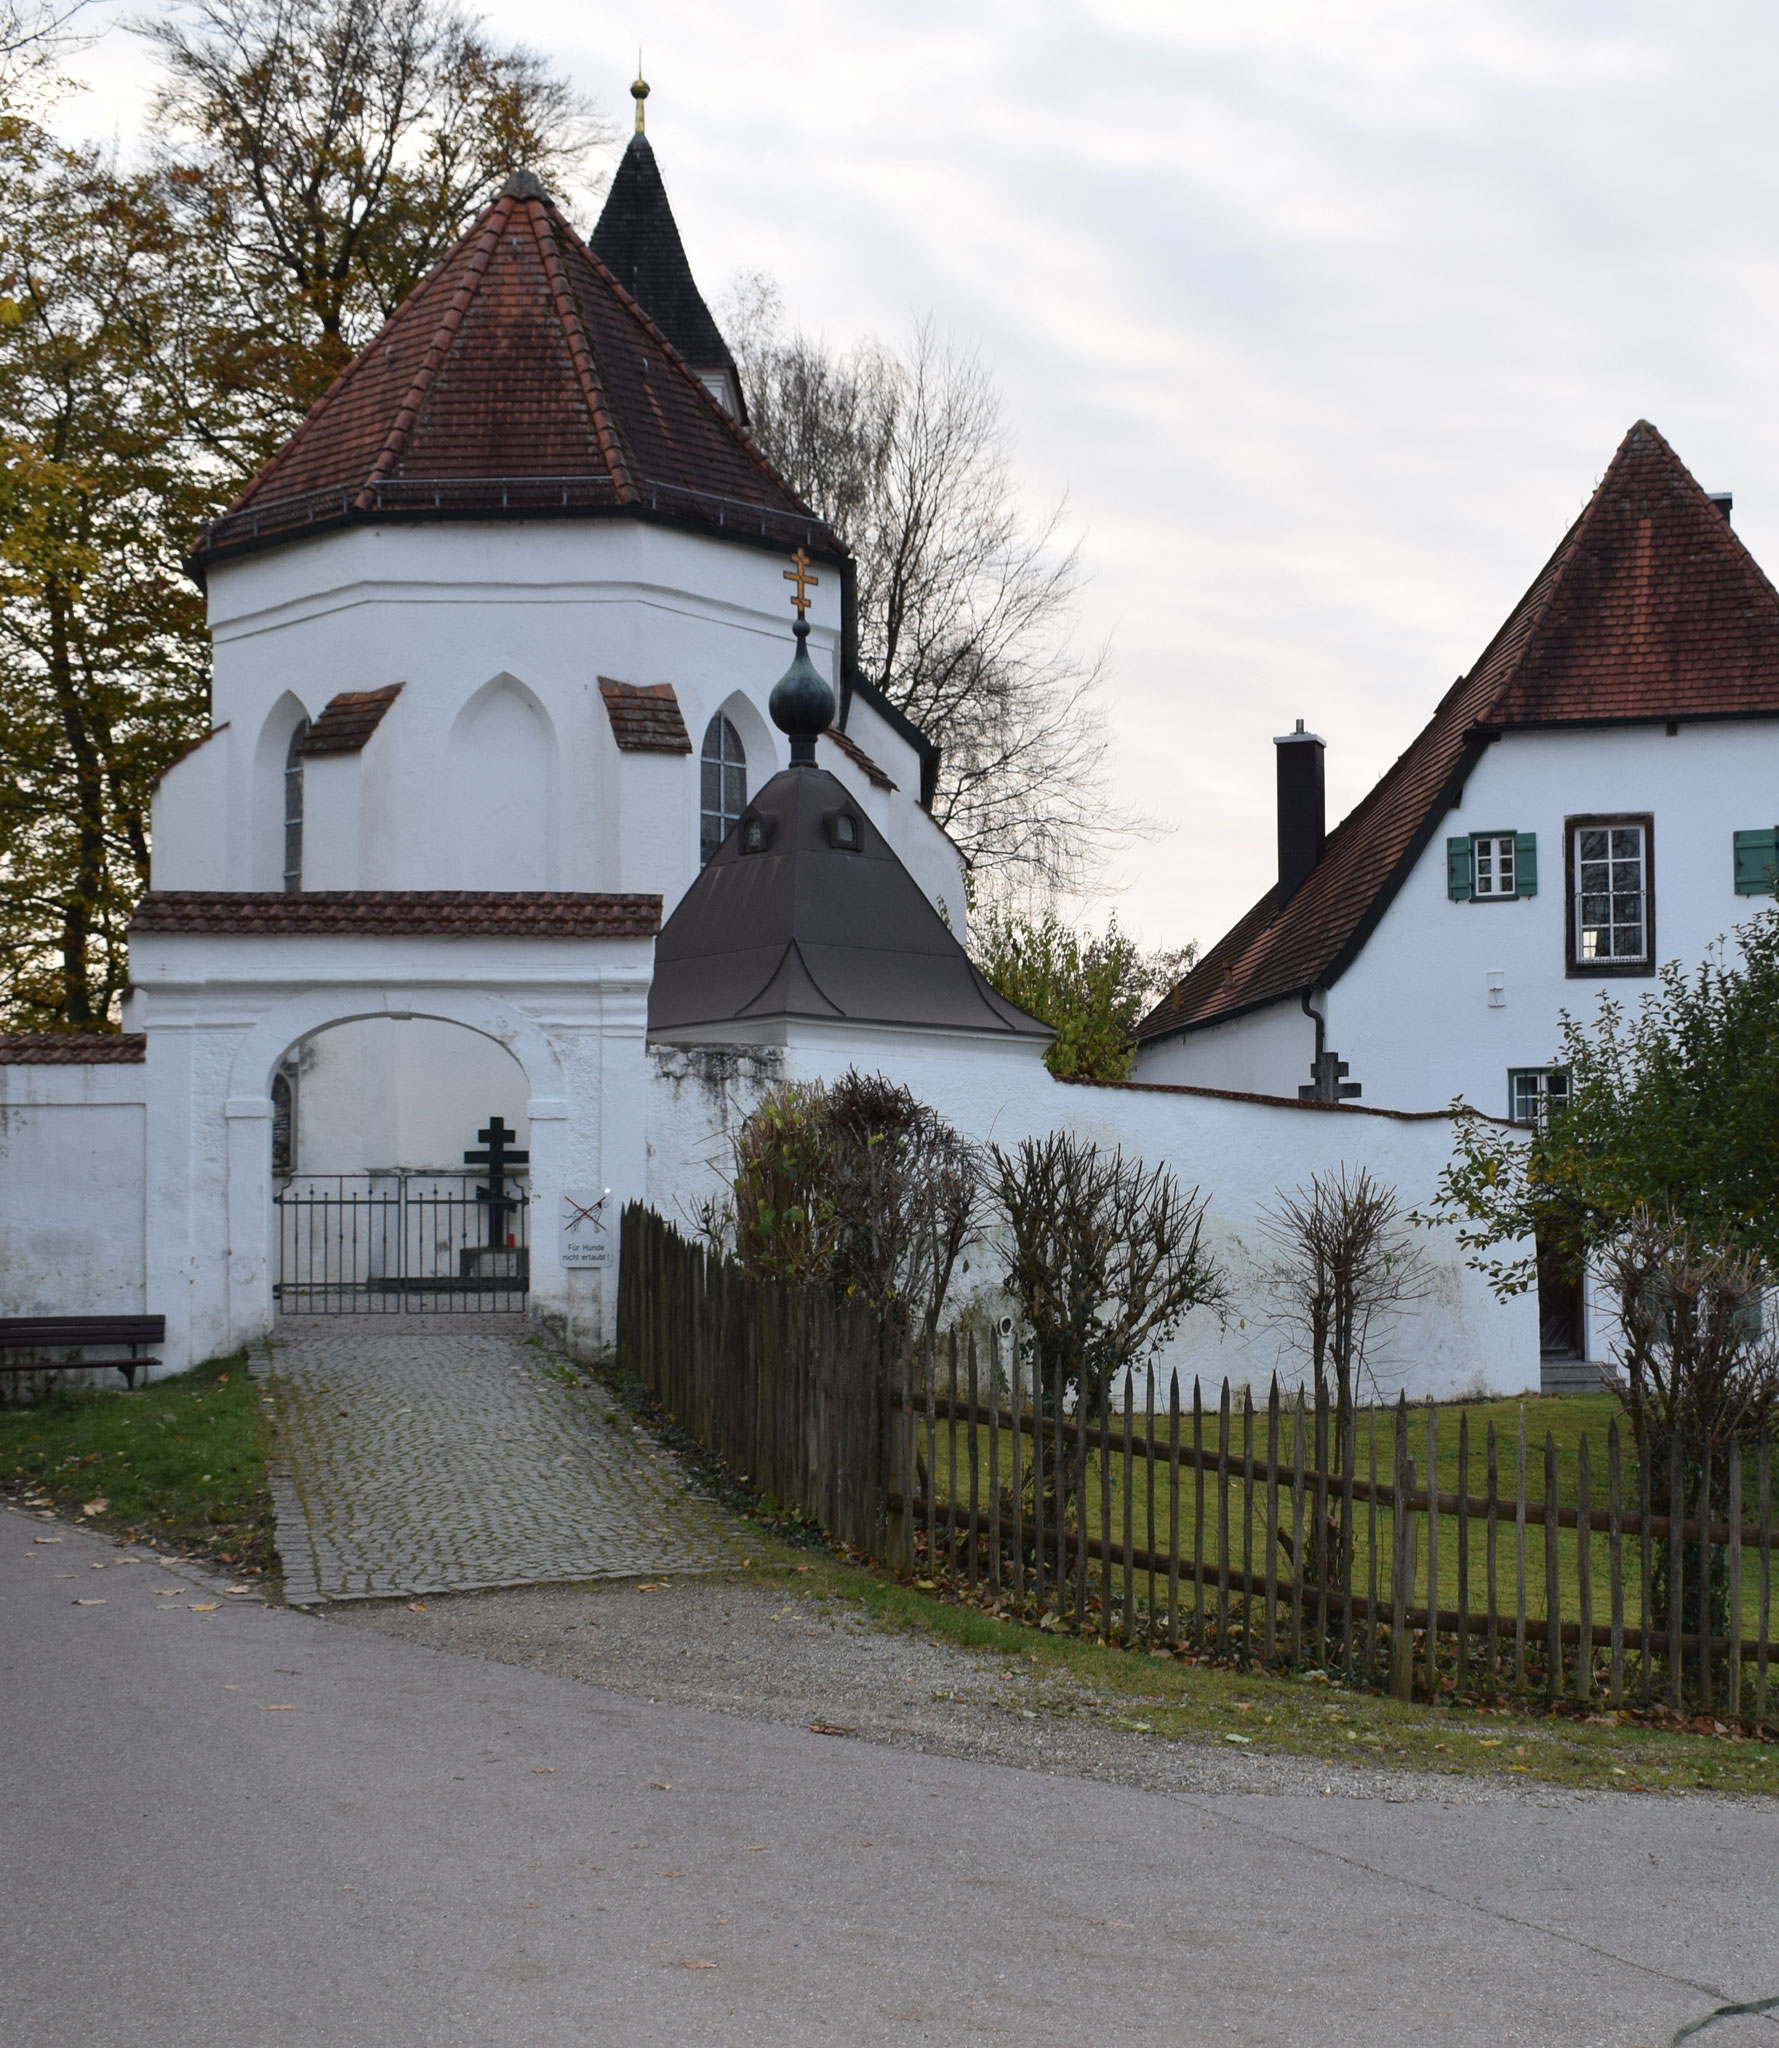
[631,60,649,134]
[784,548,820,613]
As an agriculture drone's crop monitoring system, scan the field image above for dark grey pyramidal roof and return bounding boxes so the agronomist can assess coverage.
[648,766,1052,1041]
[592,130,745,420]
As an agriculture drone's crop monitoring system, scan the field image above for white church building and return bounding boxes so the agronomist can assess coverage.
[21,115,1771,1401]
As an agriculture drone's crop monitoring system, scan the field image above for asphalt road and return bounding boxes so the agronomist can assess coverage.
[6,1508,1779,2048]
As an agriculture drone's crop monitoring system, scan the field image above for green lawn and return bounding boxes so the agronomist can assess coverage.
[917,1388,1778,1710]
[0,1352,276,1575]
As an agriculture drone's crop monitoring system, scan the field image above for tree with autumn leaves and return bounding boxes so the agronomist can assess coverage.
[0,0,603,1028]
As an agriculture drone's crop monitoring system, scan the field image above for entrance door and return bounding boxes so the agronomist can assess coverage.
[1536,1240,1584,1359]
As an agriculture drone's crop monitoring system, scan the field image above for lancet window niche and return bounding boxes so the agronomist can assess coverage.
[700,713,746,866]
[283,718,310,892]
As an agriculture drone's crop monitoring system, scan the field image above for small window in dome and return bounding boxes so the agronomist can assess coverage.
[828,810,860,850]
[741,813,767,855]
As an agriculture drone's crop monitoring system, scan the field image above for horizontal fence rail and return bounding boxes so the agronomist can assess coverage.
[619,1207,1775,1720]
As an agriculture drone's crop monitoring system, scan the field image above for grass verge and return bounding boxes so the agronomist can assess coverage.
[589,1357,1779,1799]
[0,1352,276,1578]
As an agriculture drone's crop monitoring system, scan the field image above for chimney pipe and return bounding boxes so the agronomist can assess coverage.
[1275,718,1325,907]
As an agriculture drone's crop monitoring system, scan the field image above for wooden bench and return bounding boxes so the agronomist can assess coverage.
[0,1316,165,1389]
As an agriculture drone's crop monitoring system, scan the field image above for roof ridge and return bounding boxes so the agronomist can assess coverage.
[353,195,514,511]
[555,198,810,507]
[524,198,637,502]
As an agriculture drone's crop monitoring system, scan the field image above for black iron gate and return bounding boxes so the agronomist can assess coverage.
[273,1173,530,1313]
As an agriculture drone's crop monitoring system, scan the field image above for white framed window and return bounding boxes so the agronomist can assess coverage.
[283,718,309,893]
[1473,833,1516,897]
[700,714,747,866]
[1509,1067,1570,1127]
[1569,816,1652,973]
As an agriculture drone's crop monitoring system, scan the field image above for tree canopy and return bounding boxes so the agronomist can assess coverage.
[970,905,1194,1082]
[0,0,602,1027]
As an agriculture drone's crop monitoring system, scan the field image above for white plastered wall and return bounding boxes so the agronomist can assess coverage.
[1135,720,1779,1121]
[161,519,966,924]
[0,1060,148,1325]
[643,1019,1537,1400]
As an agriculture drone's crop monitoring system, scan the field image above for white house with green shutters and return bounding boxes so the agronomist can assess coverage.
[1135,421,1779,1367]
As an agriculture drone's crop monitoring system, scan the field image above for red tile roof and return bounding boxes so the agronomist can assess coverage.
[297,685,404,756]
[129,892,661,937]
[822,725,896,792]
[0,1033,146,1063]
[1142,421,1779,1042]
[599,679,692,754]
[188,176,839,573]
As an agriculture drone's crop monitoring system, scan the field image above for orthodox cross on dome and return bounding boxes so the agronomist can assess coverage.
[783,547,820,615]
[464,1115,529,1248]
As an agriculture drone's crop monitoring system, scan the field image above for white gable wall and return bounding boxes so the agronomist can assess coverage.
[1139,719,1779,1115]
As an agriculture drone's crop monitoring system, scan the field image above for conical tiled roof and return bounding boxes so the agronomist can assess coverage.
[649,764,1051,1040]
[190,174,831,573]
[592,133,744,419]
[1141,420,1779,1042]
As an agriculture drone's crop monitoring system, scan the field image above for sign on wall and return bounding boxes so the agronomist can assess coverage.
[560,1187,613,1269]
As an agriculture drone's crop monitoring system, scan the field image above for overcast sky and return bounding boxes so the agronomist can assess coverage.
[56,2,1779,953]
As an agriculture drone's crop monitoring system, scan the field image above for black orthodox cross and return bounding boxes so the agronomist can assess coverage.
[783,546,819,614]
[464,1115,529,1247]
[1299,1051,1362,1104]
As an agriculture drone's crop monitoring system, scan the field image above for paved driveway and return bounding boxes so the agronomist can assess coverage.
[263,1314,749,1603]
[7,1508,1779,2048]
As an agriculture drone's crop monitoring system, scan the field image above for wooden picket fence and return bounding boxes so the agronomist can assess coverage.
[617,1204,891,1553]
[619,1208,1776,1718]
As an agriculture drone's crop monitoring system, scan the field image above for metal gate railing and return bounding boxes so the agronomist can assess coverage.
[273,1174,530,1314]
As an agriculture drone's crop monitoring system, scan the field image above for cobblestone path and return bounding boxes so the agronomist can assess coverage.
[259,1316,751,1605]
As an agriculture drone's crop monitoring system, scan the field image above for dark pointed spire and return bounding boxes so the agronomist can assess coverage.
[591,94,746,421]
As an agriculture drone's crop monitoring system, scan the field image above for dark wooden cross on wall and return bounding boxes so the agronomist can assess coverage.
[464,1115,529,1248]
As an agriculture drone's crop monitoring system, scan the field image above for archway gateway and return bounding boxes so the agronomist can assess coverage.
[271,1014,532,1314]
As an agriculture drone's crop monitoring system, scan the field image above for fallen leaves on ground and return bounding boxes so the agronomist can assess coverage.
[188,1602,219,1612]
[79,1499,108,1516]
[71,1598,104,1606]
[262,1704,295,1711]
[809,1720,856,1738]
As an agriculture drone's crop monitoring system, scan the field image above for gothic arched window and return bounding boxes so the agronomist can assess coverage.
[283,718,310,892]
[700,713,746,866]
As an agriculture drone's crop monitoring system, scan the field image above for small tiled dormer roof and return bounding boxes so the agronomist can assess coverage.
[1141,420,1779,1043]
[591,133,745,420]
[189,173,836,574]
[598,679,693,754]
[297,684,403,756]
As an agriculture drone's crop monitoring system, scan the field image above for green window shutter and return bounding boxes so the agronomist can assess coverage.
[1512,831,1537,897]
[1733,828,1779,896]
[1446,836,1473,900]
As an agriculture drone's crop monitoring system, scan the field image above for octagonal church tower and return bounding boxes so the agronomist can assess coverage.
[127,120,962,1371]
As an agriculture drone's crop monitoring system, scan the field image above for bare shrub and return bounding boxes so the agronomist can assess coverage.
[990,1130,1227,1470]
[1258,1166,1429,1459]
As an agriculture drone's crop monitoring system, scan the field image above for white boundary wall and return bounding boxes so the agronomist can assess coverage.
[643,1026,1538,1401]
[0,1059,148,1323]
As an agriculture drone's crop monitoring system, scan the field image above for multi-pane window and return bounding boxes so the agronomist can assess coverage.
[1509,1067,1570,1127]
[700,714,746,866]
[1473,833,1516,897]
[1572,819,1650,967]
[283,718,309,893]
